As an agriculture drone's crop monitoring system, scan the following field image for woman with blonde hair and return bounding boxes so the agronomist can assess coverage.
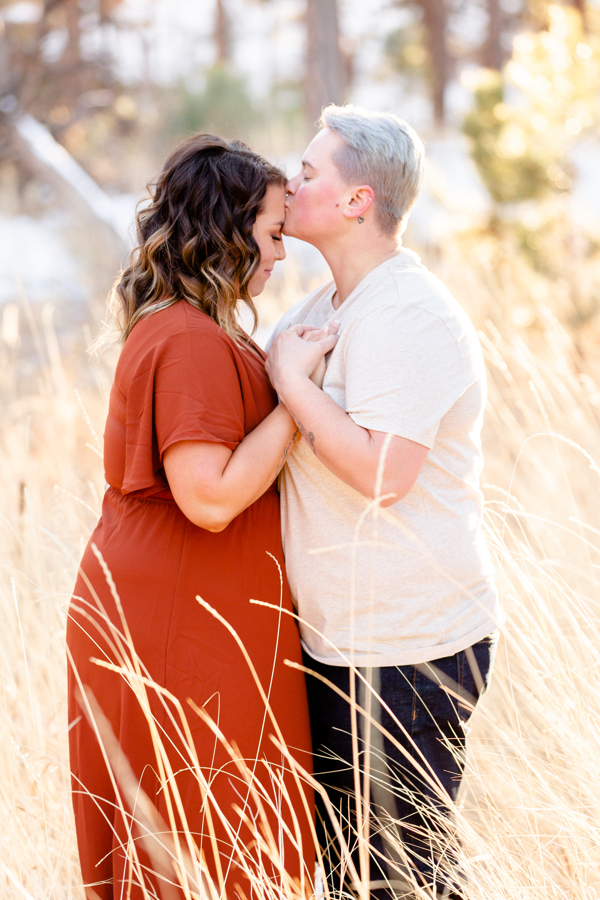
[67,134,336,900]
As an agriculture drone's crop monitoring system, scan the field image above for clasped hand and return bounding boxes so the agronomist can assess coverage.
[266,322,340,395]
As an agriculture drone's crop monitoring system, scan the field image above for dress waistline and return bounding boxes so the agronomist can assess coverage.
[105,485,177,505]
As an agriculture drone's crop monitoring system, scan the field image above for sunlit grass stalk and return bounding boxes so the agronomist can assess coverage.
[4,258,600,897]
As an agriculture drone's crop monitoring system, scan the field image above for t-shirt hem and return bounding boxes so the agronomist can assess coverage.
[300,615,501,668]
[347,414,435,450]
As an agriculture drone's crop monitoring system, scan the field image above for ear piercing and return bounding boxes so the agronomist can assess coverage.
[358,197,371,223]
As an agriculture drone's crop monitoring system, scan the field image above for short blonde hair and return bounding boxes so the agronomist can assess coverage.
[319,104,425,235]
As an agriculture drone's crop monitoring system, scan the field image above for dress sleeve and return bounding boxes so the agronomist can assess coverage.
[153,327,245,459]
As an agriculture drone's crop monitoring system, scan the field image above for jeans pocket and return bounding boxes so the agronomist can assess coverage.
[410,659,462,735]
[409,634,499,737]
[455,650,479,723]
[457,633,498,719]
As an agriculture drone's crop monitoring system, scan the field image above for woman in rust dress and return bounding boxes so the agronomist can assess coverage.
[67,135,337,900]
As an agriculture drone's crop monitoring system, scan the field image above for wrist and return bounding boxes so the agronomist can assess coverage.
[274,400,298,433]
[276,368,310,405]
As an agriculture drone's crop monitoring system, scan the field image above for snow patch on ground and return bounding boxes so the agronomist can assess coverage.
[2,133,598,324]
[0,213,86,306]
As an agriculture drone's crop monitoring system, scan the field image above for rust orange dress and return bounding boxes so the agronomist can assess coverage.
[67,301,314,900]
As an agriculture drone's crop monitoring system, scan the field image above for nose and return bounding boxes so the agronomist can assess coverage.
[276,238,286,261]
[285,173,300,195]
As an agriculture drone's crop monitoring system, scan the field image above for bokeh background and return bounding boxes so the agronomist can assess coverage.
[4,2,600,898]
[3,0,600,344]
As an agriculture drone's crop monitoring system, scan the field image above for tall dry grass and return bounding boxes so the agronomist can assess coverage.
[2,238,600,899]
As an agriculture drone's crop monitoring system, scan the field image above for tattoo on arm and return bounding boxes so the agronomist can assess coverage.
[275,428,300,476]
[290,413,316,455]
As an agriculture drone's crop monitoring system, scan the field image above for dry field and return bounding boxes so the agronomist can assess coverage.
[2,238,600,899]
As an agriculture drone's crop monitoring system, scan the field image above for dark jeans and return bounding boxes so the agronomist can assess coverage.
[304,635,498,900]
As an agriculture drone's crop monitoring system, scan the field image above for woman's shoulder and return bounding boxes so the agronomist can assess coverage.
[135,300,226,340]
[112,303,244,396]
[123,301,235,361]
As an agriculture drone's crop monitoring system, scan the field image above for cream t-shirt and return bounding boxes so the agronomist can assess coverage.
[268,250,500,667]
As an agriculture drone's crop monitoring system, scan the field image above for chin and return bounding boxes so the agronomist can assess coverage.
[284,227,309,243]
[282,217,299,239]
[285,228,316,246]
[283,218,317,244]
[247,279,266,298]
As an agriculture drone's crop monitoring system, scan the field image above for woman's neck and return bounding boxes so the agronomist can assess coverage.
[321,235,401,309]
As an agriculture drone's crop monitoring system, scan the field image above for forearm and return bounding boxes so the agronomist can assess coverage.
[166,404,299,532]
[266,328,428,506]
[188,405,300,531]
[277,375,384,500]
[220,403,299,511]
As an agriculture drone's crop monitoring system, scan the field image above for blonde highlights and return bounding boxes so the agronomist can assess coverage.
[104,134,285,347]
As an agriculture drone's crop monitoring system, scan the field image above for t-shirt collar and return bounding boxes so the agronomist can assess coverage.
[325,249,415,316]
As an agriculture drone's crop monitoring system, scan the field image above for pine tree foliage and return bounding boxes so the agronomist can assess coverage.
[464,5,600,205]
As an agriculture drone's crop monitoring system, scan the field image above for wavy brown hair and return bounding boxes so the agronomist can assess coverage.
[106,134,285,345]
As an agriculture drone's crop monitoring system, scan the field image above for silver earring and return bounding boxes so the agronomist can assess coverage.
[357,216,364,224]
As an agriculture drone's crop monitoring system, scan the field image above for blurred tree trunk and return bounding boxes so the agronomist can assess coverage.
[485,0,503,70]
[571,0,587,31]
[64,1,82,70]
[420,0,449,127]
[1,0,126,184]
[306,0,343,135]
[214,0,231,65]
[2,0,125,118]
